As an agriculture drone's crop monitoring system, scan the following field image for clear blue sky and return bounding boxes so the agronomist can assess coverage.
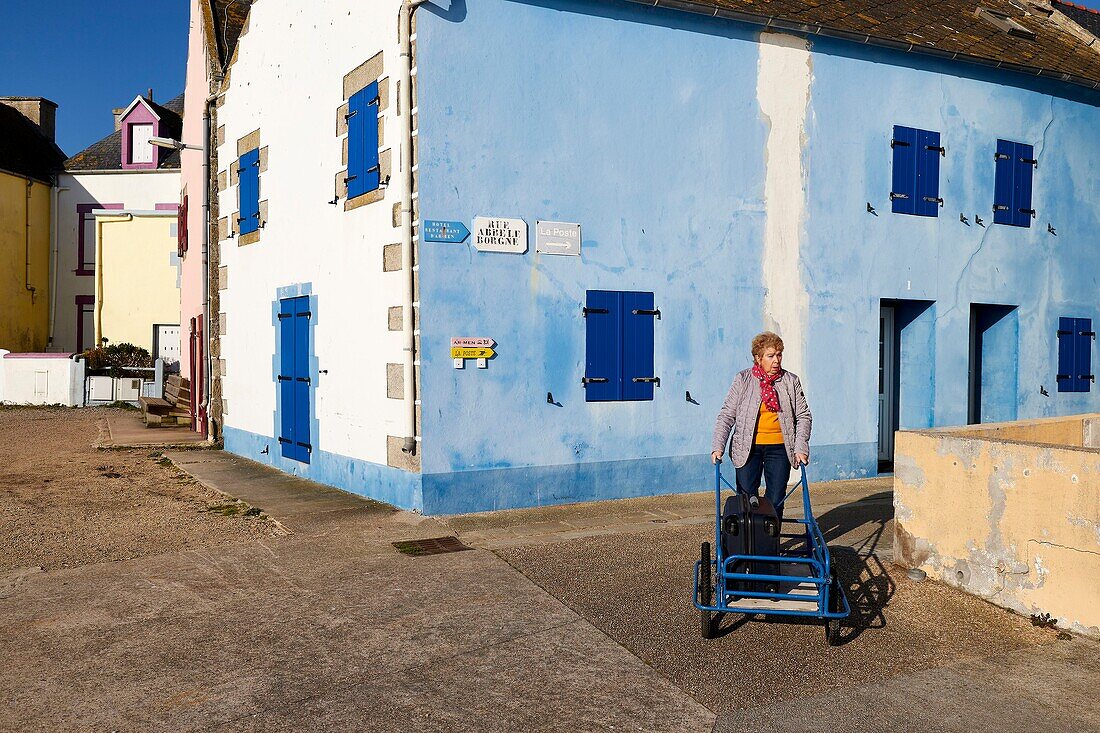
[1,1,1098,156]
[0,1,189,157]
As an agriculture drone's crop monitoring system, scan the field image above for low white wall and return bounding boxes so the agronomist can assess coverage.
[0,354,86,406]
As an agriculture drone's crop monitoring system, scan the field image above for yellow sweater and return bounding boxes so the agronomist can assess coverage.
[754,402,784,445]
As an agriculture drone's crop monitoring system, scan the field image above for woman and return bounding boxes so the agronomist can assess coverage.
[711,332,811,522]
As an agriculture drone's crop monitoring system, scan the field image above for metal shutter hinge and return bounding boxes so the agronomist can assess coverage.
[889,192,909,201]
[632,308,661,319]
[631,377,661,386]
[582,307,609,317]
[926,145,946,157]
[581,377,609,385]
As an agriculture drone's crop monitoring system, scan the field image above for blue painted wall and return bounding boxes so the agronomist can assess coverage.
[412,0,1100,513]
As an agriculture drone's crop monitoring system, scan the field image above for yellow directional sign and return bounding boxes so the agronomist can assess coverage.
[451,347,495,359]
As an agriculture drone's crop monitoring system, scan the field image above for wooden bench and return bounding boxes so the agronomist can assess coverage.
[140,374,192,427]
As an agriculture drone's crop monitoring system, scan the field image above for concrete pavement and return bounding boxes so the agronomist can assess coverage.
[2,450,713,732]
[4,448,1097,732]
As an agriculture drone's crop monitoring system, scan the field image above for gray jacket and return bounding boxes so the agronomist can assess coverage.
[711,368,812,468]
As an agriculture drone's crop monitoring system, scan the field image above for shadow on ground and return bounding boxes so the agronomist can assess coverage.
[494,488,1053,716]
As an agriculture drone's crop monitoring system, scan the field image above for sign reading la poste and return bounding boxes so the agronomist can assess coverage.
[535,221,581,256]
[473,216,528,254]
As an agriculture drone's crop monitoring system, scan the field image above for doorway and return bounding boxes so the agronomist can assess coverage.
[968,304,1019,425]
[879,299,937,470]
[153,324,181,373]
[878,306,896,467]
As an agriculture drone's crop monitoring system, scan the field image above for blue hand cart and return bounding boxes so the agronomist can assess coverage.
[693,461,850,645]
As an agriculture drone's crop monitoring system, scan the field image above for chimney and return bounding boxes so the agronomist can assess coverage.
[112,108,125,131]
[0,97,58,141]
[148,88,154,103]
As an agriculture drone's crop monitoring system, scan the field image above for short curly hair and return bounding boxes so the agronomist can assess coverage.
[751,331,784,359]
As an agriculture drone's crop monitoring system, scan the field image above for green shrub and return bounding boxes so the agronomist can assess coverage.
[81,342,153,378]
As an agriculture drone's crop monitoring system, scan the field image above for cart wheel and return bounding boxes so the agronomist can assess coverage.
[700,542,714,639]
[825,570,842,646]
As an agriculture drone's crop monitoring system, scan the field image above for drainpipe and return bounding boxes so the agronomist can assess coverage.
[203,92,217,440]
[399,0,428,455]
[48,182,70,348]
[24,179,36,303]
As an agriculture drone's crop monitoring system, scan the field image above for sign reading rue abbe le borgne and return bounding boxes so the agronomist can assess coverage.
[472,216,528,254]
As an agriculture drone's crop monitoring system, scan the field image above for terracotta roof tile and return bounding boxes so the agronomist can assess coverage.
[647,0,1100,87]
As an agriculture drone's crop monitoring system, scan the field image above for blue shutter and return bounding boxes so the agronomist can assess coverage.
[364,82,381,192]
[347,82,380,199]
[347,89,366,199]
[584,290,622,402]
[238,149,259,235]
[1074,318,1093,393]
[915,130,942,217]
[993,139,1015,225]
[1056,317,1076,393]
[891,126,917,215]
[1013,142,1035,228]
[291,297,311,463]
[278,298,297,454]
[622,292,657,401]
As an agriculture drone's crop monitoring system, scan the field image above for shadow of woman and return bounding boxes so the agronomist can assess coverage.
[711,493,898,644]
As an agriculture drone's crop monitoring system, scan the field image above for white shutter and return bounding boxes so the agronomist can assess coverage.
[131,123,154,164]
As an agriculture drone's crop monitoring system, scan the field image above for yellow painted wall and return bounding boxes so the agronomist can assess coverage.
[94,213,180,353]
[0,171,51,352]
[895,414,1100,637]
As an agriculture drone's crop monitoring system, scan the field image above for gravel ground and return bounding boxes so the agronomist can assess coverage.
[495,494,1057,715]
[0,406,277,573]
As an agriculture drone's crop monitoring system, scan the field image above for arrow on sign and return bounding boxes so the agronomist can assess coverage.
[451,347,496,359]
[423,220,470,243]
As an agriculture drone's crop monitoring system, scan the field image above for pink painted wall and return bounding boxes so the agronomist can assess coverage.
[178,0,207,385]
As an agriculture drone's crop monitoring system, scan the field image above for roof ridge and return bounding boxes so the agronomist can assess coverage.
[1052,0,1100,16]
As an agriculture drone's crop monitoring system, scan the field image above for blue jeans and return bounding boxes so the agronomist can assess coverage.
[735,444,792,523]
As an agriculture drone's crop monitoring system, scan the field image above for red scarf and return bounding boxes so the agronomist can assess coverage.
[752,363,782,412]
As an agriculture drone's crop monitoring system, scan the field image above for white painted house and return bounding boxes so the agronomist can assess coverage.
[211,0,1100,515]
[52,94,183,354]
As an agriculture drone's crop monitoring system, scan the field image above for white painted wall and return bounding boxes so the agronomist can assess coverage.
[216,0,407,465]
[0,354,85,406]
[53,171,181,352]
[758,32,812,381]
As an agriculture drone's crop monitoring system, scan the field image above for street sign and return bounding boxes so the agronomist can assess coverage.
[451,337,495,348]
[535,221,581,256]
[473,216,527,254]
[451,347,495,359]
[423,220,470,243]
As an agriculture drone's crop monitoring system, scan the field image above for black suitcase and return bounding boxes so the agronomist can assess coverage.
[721,493,781,593]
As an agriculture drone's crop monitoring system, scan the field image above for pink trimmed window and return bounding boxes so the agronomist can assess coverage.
[76,203,123,276]
[120,100,161,170]
[76,295,95,353]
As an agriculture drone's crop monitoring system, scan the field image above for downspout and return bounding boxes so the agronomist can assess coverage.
[48,181,70,347]
[24,179,36,303]
[203,92,216,440]
[399,0,429,455]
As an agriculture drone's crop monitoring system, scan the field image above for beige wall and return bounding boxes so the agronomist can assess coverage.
[94,212,180,353]
[0,172,50,352]
[895,414,1100,637]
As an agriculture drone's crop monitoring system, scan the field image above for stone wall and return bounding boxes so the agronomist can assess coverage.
[894,414,1100,637]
